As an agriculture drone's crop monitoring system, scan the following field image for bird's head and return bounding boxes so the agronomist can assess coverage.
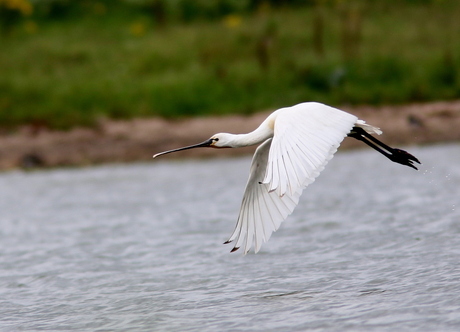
[153,133,234,159]
[208,133,235,148]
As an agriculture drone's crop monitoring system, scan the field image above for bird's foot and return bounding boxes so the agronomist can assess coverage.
[389,148,421,170]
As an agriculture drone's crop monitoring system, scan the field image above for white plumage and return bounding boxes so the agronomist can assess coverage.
[224,103,378,253]
[153,102,419,254]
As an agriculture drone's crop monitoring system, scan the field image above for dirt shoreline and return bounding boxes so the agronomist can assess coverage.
[1,100,460,170]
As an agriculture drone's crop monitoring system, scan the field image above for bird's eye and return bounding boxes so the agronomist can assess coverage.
[213,138,219,142]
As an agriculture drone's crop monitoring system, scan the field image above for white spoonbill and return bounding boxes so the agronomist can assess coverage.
[153,102,420,254]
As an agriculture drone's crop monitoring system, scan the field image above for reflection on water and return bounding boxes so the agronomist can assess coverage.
[0,144,459,331]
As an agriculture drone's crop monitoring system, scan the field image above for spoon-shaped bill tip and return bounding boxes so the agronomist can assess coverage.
[152,152,163,159]
[153,139,213,159]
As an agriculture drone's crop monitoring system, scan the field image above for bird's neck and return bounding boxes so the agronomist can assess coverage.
[229,123,274,148]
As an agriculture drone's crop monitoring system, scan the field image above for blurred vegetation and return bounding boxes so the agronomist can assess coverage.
[0,0,459,129]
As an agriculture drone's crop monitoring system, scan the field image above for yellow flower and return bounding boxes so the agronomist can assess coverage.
[24,20,37,34]
[223,15,242,29]
[0,0,33,16]
[92,2,107,15]
[130,22,146,37]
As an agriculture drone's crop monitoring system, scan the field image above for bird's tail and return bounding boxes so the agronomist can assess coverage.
[354,120,382,135]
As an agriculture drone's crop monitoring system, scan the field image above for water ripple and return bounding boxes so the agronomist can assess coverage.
[1,144,460,331]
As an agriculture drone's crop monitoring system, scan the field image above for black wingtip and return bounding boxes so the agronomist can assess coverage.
[230,247,240,253]
[223,240,232,244]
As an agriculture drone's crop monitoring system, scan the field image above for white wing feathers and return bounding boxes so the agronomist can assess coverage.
[225,139,303,254]
[226,103,358,254]
[263,104,358,197]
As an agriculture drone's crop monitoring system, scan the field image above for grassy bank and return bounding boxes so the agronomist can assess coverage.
[1,1,460,129]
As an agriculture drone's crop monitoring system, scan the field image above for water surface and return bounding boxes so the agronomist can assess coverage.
[1,144,459,331]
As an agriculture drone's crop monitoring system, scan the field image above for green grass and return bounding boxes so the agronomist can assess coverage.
[1,1,460,129]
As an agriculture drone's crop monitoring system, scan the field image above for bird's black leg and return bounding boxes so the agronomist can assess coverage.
[348,127,421,170]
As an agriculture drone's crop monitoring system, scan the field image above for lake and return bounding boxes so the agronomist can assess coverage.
[0,143,459,331]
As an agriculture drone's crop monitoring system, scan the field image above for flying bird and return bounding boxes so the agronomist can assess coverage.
[153,102,420,254]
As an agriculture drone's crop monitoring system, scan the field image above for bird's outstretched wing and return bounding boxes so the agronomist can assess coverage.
[226,102,358,254]
[263,103,358,197]
[225,138,303,254]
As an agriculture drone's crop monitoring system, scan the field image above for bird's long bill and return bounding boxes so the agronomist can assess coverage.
[153,139,213,158]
